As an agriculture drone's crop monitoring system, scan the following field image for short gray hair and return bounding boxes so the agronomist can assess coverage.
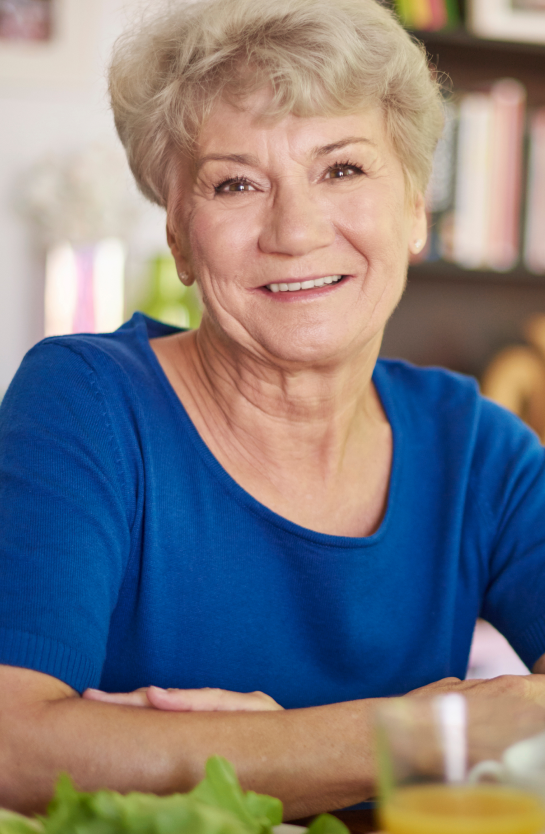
[109,0,444,206]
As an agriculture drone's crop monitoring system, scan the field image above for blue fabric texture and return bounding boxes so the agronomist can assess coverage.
[1,312,544,701]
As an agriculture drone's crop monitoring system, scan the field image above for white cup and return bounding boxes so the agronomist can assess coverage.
[469,730,545,793]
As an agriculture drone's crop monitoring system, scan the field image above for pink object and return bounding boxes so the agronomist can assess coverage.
[428,0,448,30]
[524,109,545,273]
[72,246,95,334]
[0,0,52,41]
[487,80,526,271]
[467,619,529,679]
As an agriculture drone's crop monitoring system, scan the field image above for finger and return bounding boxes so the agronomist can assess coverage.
[407,677,462,696]
[82,687,151,708]
[252,690,284,710]
[147,686,283,712]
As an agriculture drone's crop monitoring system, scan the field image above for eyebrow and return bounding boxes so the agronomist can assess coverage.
[196,137,377,170]
[196,153,259,171]
[311,136,377,156]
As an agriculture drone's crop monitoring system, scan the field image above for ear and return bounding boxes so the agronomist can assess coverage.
[166,221,195,287]
[408,191,428,257]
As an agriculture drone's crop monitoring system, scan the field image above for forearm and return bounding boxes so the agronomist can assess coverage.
[1,693,378,818]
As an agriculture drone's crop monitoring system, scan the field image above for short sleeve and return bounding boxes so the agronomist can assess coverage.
[0,341,132,691]
[475,399,545,669]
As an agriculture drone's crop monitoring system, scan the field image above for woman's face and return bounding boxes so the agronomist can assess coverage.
[168,91,426,366]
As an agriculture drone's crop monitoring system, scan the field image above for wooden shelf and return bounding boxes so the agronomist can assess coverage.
[408,261,545,286]
[383,273,545,377]
[413,27,545,56]
[413,28,545,103]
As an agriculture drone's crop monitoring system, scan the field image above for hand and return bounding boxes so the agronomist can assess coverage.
[408,673,545,707]
[82,685,284,711]
[369,677,545,834]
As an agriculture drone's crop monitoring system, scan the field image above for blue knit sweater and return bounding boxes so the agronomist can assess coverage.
[1,313,544,701]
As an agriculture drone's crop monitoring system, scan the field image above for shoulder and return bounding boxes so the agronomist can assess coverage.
[374,358,481,437]
[375,357,540,443]
[374,357,479,404]
[0,314,183,488]
[375,356,544,497]
[0,314,180,531]
[21,312,176,378]
[2,313,177,414]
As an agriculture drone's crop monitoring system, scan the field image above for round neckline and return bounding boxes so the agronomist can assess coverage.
[134,312,402,549]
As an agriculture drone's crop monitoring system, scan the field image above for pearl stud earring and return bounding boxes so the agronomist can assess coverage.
[414,239,423,251]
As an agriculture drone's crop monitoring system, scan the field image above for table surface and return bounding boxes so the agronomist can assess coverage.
[332,810,378,833]
[293,809,378,834]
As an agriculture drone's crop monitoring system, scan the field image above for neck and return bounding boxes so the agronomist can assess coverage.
[175,316,386,481]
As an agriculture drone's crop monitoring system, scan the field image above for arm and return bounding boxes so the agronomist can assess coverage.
[0,665,379,819]
[7,660,545,821]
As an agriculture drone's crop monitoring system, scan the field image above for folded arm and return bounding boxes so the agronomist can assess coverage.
[0,664,378,819]
[4,654,545,819]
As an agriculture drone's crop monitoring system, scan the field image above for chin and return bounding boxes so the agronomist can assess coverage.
[250,322,371,367]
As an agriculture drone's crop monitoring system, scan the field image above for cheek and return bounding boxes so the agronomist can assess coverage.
[188,206,258,279]
[334,185,408,258]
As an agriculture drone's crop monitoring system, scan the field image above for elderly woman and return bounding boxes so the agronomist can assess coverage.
[1,0,545,819]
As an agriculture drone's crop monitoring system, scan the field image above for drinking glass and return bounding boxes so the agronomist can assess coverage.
[375,693,545,834]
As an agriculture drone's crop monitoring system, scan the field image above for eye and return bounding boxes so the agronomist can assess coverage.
[214,177,256,194]
[325,163,364,180]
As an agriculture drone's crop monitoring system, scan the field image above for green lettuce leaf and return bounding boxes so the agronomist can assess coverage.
[307,814,351,834]
[190,757,282,831]
[1,757,349,834]
[41,757,283,834]
[0,809,44,834]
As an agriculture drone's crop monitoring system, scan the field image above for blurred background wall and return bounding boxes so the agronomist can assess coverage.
[0,0,168,396]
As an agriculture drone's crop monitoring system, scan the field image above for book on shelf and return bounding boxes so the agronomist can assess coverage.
[524,109,545,274]
[423,101,457,263]
[452,91,495,268]
[487,80,526,271]
[452,79,526,271]
[467,0,545,45]
[417,78,544,276]
[392,0,459,31]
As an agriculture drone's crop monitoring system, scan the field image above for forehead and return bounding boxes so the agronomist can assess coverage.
[196,89,391,160]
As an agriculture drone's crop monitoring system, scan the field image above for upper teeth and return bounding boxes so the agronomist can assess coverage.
[267,276,343,293]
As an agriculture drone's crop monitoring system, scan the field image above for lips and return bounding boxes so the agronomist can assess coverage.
[265,275,344,293]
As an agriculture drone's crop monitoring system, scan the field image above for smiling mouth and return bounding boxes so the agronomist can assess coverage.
[265,275,345,293]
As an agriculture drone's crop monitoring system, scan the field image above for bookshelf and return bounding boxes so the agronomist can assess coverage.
[419,29,545,104]
[381,29,545,379]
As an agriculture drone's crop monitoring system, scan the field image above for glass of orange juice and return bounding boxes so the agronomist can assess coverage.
[375,694,545,834]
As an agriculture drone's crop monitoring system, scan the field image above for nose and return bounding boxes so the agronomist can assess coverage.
[258,178,335,257]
